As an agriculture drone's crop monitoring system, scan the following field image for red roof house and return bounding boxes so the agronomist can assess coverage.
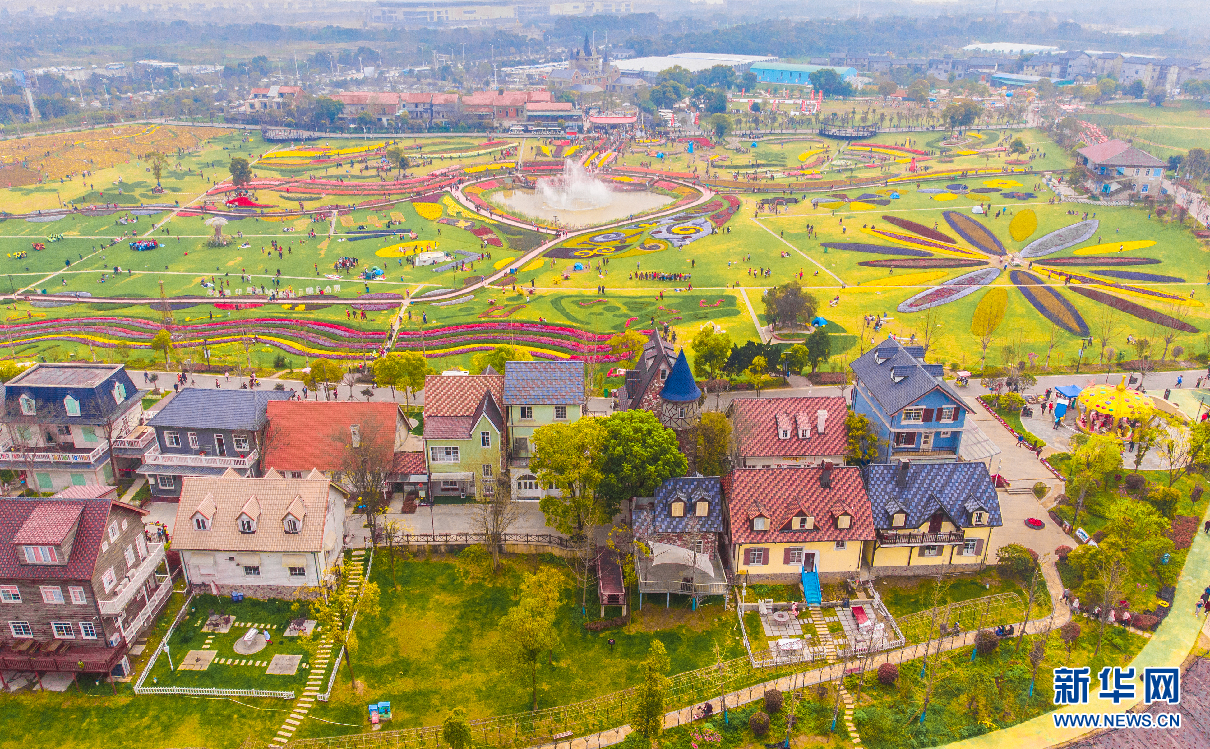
[728,397,849,468]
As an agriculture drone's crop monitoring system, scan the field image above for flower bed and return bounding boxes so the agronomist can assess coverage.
[1020,220,1099,258]
[849,142,927,156]
[1041,256,1161,267]
[1086,270,1185,283]
[897,267,1000,312]
[943,210,1005,256]
[1066,286,1199,332]
[821,242,933,257]
[878,215,957,245]
[1009,209,1037,242]
[1009,270,1089,336]
[866,229,962,253]
[859,258,984,269]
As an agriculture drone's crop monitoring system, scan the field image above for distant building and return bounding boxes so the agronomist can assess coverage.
[549,1,632,14]
[632,476,729,603]
[1076,139,1166,198]
[370,2,518,27]
[748,62,858,86]
[616,52,776,83]
[461,89,553,125]
[244,86,303,112]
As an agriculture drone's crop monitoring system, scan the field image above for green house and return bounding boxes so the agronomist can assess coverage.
[503,361,586,499]
[422,374,505,499]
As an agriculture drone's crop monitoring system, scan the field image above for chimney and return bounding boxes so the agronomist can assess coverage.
[819,461,833,489]
[896,459,911,488]
[817,410,828,435]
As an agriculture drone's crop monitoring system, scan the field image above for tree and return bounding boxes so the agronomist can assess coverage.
[808,68,853,97]
[373,351,426,409]
[970,288,1007,373]
[805,328,831,373]
[355,111,376,133]
[384,146,409,171]
[1066,433,1124,529]
[228,156,252,187]
[703,89,728,115]
[741,71,758,91]
[696,411,731,477]
[650,80,688,109]
[145,151,168,186]
[442,708,472,749]
[1132,421,1161,472]
[500,567,564,710]
[941,99,981,131]
[1093,305,1121,367]
[303,358,345,398]
[691,327,732,379]
[1059,620,1081,660]
[608,330,646,368]
[474,454,521,573]
[150,329,173,368]
[471,344,530,375]
[1123,79,1145,98]
[596,410,687,519]
[298,561,380,685]
[845,412,883,465]
[907,78,931,103]
[747,355,770,396]
[630,641,671,748]
[763,281,818,329]
[1009,138,1029,155]
[1157,421,1210,486]
[708,113,733,140]
[1147,485,1180,520]
[876,80,897,98]
[1148,87,1167,107]
[313,96,344,126]
[531,418,607,535]
[780,344,809,376]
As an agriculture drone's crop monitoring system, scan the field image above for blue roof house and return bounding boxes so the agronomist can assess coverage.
[849,338,968,463]
[632,476,729,603]
[138,389,292,499]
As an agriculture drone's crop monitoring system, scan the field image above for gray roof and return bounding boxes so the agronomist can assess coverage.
[849,338,966,416]
[865,461,1002,530]
[504,361,586,405]
[634,476,724,535]
[7,363,124,389]
[135,464,239,477]
[147,389,291,431]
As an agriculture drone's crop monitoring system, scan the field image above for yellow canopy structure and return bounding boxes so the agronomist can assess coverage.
[1077,376,1153,420]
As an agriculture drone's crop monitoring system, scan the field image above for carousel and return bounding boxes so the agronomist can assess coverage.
[1075,376,1154,437]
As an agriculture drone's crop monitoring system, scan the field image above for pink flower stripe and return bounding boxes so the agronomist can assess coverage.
[393,322,612,341]
[850,142,928,155]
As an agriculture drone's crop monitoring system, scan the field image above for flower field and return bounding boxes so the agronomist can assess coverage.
[0,124,232,182]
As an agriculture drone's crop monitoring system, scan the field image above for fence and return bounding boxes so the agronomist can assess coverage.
[318,543,375,703]
[896,592,1023,644]
[384,532,574,551]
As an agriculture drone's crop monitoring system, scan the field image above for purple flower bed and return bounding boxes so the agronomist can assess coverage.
[1020,220,1099,258]
[859,258,984,269]
[897,267,1001,312]
[821,242,932,257]
[1009,270,1089,337]
[870,229,960,253]
[1040,256,1160,267]
[1085,270,1185,283]
[879,215,958,245]
[943,211,1005,256]
[1067,286,1199,333]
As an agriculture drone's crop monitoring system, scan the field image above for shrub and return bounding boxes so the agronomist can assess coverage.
[1130,613,1159,631]
[877,662,899,685]
[1193,484,1205,504]
[1032,482,1049,499]
[1195,352,1210,365]
[997,543,1038,579]
[1055,545,1073,560]
[763,689,784,714]
[975,629,1001,655]
[1123,474,1148,495]
[749,711,770,737]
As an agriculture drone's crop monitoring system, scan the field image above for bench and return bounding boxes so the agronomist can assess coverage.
[553,731,574,742]
[852,605,868,626]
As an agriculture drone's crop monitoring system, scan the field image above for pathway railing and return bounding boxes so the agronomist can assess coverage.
[384,531,573,550]
[896,592,1024,644]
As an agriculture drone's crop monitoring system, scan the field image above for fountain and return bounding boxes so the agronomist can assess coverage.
[491,159,674,228]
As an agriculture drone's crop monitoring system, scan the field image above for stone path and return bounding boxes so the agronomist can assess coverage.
[270,547,364,745]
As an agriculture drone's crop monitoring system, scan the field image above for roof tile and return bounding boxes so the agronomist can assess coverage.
[504,361,586,405]
[726,466,875,544]
[732,397,848,459]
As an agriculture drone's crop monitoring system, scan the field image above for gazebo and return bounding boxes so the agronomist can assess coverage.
[1075,376,1152,436]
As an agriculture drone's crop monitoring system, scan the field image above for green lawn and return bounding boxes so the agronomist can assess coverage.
[874,570,1048,620]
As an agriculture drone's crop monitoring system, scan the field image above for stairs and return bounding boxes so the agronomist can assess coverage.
[801,570,822,605]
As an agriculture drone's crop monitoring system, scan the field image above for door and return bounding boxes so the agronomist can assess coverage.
[921,432,934,451]
[803,552,816,573]
[214,434,226,457]
[928,511,945,534]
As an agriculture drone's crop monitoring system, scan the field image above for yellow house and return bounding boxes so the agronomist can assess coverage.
[863,460,1000,574]
[725,465,875,583]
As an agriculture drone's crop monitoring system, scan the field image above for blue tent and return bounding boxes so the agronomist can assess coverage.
[811,316,829,327]
[1055,385,1082,399]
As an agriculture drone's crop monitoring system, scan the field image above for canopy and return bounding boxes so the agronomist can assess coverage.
[647,542,715,575]
[1077,376,1152,420]
[1055,385,1083,399]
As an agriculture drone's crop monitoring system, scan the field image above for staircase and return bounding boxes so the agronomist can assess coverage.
[801,569,822,605]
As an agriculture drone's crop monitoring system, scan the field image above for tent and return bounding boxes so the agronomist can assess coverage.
[647,542,714,576]
[1055,385,1082,399]
[811,316,829,327]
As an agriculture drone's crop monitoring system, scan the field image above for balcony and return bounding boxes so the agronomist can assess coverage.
[142,448,258,470]
[0,442,109,468]
[111,426,158,454]
[876,530,966,547]
[98,542,166,616]
[636,548,730,596]
[119,578,173,645]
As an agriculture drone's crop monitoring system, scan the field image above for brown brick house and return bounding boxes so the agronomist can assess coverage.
[0,496,172,682]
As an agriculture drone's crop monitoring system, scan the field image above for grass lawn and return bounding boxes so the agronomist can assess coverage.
[978,395,1045,449]
[289,553,746,740]
[874,570,1050,621]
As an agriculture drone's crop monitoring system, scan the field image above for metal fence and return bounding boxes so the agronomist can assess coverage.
[384,532,573,550]
[318,544,375,703]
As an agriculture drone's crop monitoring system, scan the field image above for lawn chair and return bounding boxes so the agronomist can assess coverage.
[368,704,380,727]
[378,701,392,720]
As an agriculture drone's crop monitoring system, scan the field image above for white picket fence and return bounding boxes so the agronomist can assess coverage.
[318,544,375,703]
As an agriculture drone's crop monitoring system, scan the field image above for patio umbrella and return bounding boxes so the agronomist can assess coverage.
[1077,376,1153,420]
[647,541,715,576]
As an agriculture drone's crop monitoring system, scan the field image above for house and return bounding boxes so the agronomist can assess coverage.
[632,476,729,602]
[1120,57,1158,89]
[262,400,408,481]
[1075,139,1166,197]
[725,465,874,583]
[0,495,171,680]
[0,363,146,492]
[613,332,701,451]
[525,101,580,125]
[172,469,341,597]
[244,86,303,112]
[748,62,858,86]
[849,339,968,463]
[728,396,848,469]
[614,329,676,414]
[137,389,291,500]
[864,460,1001,574]
[460,90,553,125]
[422,374,505,498]
[503,361,585,499]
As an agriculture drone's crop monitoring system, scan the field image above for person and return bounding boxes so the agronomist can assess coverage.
[1177,375,1183,388]
[1204,519,1210,535]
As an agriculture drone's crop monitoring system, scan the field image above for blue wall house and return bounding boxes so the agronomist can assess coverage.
[748,62,858,86]
[849,339,968,463]
[0,363,146,493]
[138,389,291,499]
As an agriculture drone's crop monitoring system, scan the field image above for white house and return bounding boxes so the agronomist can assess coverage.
[171,468,343,598]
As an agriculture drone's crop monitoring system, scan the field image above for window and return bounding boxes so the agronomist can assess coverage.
[124,544,136,567]
[938,406,956,422]
[284,516,301,534]
[893,432,917,447]
[81,426,99,443]
[972,511,986,526]
[752,516,769,531]
[691,540,704,554]
[63,395,80,417]
[0,586,20,603]
[517,475,539,492]
[901,407,924,423]
[56,425,72,437]
[112,382,127,404]
[239,517,256,533]
[136,534,147,559]
[9,621,32,638]
[290,471,303,479]
[939,431,952,438]
[158,475,175,490]
[52,622,75,639]
[520,406,533,420]
[440,480,460,489]
[165,431,181,448]
[554,405,567,420]
[482,464,493,478]
[214,434,226,456]
[963,540,978,556]
[107,521,119,542]
[193,514,208,531]
[233,434,250,451]
[670,500,685,517]
[481,431,491,448]
[513,437,528,454]
[289,567,306,577]
[243,565,261,576]
[695,500,709,517]
[19,394,35,416]
[835,540,847,550]
[891,512,906,528]
[787,547,804,565]
[779,429,790,439]
[920,545,942,557]
[41,586,65,604]
[430,446,460,463]
[79,621,97,639]
[1141,184,1149,193]
[69,586,87,604]
[188,432,199,449]
[102,567,117,592]
[836,513,851,530]
[793,516,814,530]
[23,545,59,564]
[749,548,765,565]
[482,481,494,496]
[71,473,86,487]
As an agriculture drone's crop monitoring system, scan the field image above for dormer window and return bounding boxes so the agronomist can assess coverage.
[670,500,685,518]
[23,545,59,564]
[112,382,126,404]
[891,512,906,528]
[779,429,789,439]
[19,394,35,416]
[238,515,257,534]
[752,516,769,531]
[63,396,80,417]
[793,515,815,530]
[836,513,852,530]
[284,515,301,534]
[972,511,986,526]
[694,500,709,517]
[192,515,209,531]
[798,427,809,438]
